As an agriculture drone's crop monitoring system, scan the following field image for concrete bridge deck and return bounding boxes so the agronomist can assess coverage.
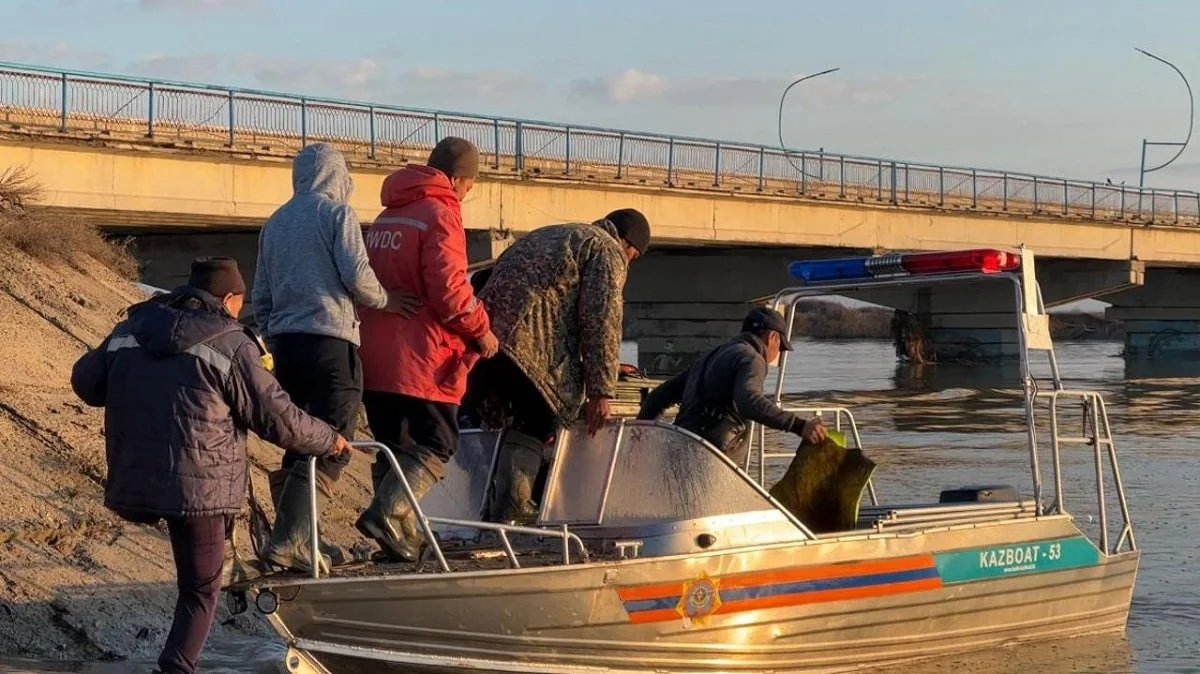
[2,61,1199,367]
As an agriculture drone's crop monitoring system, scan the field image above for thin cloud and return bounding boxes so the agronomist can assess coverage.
[571,68,667,103]
[139,0,260,9]
[572,69,926,108]
[125,53,535,104]
[0,41,112,70]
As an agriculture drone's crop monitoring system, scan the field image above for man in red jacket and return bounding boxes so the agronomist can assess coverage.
[356,137,499,561]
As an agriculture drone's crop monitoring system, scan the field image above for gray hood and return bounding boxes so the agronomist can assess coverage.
[292,143,353,203]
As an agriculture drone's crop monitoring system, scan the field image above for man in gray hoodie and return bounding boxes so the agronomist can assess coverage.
[252,143,418,572]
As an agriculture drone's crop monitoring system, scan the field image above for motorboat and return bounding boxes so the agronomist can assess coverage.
[227,247,1138,673]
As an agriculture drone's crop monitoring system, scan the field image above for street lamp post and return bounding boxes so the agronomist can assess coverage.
[777,67,841,183]
[1136,48,1193,188]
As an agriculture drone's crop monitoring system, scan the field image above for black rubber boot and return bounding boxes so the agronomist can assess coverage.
[487,431,546,525]
[355,454,441,563]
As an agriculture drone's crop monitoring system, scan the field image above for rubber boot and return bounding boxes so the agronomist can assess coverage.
[355,454,441,562]
[267,468,347,567]
[262,470,336,574]
[487,431,546,525]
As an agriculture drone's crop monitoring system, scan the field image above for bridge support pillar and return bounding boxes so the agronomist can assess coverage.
[131,231,261,292]
[1107,268,1200,359]
[623,247,856,375]
[849,259,1143,363]
[850,282,1022,363]
[467,229,514,265]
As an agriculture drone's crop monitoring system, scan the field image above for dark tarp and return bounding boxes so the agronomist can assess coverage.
[768,431,876,534]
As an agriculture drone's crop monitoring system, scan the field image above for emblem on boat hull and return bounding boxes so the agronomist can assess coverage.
[676,573,721,625]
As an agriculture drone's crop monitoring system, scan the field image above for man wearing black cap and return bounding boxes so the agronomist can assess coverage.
[464,208,650,524]
[355,137,500,562]
[637,306,826,467]
[70,257,352,674]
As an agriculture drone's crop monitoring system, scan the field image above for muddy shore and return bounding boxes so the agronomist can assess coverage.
[0,243,378,664]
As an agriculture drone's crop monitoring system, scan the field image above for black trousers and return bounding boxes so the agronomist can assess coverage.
[363,391,459,483]
[270,333,362,481]
[461,353,558,441]
[157,515,233,674]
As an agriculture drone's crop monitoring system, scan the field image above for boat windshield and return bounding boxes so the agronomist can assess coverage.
[538,421,792,527]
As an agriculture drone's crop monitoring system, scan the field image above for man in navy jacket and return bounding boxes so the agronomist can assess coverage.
[71,257,351,674]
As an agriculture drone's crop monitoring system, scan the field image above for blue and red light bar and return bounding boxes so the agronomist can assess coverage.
[787,249,1020,284]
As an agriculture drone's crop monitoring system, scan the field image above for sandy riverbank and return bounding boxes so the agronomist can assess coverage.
[0,207,379,664]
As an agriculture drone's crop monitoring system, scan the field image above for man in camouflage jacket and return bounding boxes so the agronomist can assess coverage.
[466,209,651,523]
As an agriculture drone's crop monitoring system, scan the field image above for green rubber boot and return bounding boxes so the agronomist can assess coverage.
[487,431,546,525]
[355,454,441,563]
[262,470,335,574]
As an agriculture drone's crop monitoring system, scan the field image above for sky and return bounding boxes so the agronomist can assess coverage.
[3,0,1200,190]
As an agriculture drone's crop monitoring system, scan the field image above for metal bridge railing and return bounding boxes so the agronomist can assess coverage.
[2,60,1198,226]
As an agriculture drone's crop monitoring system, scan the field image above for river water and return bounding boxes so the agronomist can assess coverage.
[6,339,1198,673]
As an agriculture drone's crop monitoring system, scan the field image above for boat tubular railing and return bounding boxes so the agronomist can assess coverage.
[305,441,590,580]
[762,255,1136,556]
[1041,389,1137,555]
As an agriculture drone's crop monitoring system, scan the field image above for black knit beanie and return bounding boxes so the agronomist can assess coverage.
[427,137,481,179]
[188,257,246,297]
[605,208,651,254]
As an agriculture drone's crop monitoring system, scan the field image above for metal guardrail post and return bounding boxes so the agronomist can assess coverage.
[616,132,625,179]
[937,167,944,205]
[433,112,440,143]
[300,98,307,148]
[492,118,500,169]
[226,90,235,147]
[713,142,721,187]
[1150,189,1156,222]
[1091,184,1096,219]
[564,126,572,176]
[147,82,155,138]
[1062,181,1068,215]
[876,161,883,201]
[756,146,765,191]
[667,137,675,186]
[368,106,376,159]
[839,155,845,197]
[903,164,909,202]
[890,162,897,204]
[514,121,524,172]
[1120,188,1126,218]
[971,170,977,209]
[59,73,67,131]
[1033,177,1039,212]
[1002,173,1008,210]
[799,151,806,194]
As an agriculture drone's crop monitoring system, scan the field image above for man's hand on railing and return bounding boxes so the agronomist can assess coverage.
[584,396,612,436]
[327,434,354,459]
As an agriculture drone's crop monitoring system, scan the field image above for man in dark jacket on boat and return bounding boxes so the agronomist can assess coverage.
[637,307,826,467]
[70,258,352,674]
[465,209,650,524]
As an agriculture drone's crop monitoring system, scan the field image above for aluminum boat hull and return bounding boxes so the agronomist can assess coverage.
[259,516,1137,673]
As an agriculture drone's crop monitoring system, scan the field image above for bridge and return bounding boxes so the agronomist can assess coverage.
[1,61,1198,371]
